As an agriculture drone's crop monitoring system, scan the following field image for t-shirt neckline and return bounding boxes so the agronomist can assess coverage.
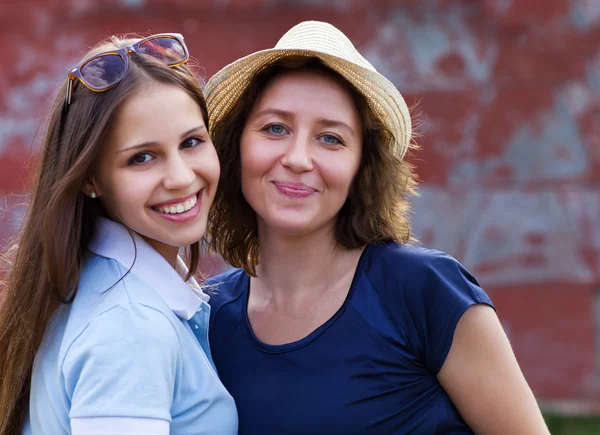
[241,244,374,354]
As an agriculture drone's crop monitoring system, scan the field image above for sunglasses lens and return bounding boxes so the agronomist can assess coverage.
[80,54,126,89]
[139,37,186,65]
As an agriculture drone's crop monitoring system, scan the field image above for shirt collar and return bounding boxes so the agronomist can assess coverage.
[88,217,209,320]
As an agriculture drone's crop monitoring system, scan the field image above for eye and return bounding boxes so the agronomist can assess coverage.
[320,134,343,146]
[263,124,287,135]
[128,152,153,165]
[181,136,204,149]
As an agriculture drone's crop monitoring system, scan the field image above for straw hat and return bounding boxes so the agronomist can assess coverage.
[205,20,412,159]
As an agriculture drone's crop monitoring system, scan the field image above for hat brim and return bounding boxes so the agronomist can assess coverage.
[205,48,412,158]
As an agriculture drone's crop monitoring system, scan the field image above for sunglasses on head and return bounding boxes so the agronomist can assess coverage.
[65,33,189,105]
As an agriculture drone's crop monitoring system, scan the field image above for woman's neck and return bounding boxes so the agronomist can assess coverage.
[254,223,363,302]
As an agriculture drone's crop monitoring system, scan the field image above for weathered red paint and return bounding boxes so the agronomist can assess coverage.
[0,0,598,406]
[488,284,597,400]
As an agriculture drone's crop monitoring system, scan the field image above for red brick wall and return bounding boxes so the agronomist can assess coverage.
[1,0,599,405]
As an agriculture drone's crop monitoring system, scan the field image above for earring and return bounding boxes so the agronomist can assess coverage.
[90,191,97,199]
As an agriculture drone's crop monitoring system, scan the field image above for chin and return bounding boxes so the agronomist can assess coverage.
[167,233,204,248]
[267,218,320,235]
[259,208,333,236]
[153,226,205,247]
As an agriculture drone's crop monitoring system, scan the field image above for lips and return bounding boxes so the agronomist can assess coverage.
[151,191,199,214]
[150,190,203,223]
[157,194,197,214]
[272,181,317,198]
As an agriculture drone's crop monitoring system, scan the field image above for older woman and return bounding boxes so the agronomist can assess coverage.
[204,21,548,434]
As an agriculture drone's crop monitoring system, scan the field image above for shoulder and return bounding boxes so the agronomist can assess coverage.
[62,302,180,378]
[67,302,179,355]
[64,254,180,355]
[358,241,493,323]
[204,267,247,312]
[78,253,129,296]
[363,241,458,277]
[362,241,484,298]
[61,304,180,422]
[357,242,494,372]
[77,252,138,303]
[76,252,175,317]
[203,268,247,334]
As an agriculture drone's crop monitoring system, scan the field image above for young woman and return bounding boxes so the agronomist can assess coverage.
[204,21,549,434]
[0,34,237,434]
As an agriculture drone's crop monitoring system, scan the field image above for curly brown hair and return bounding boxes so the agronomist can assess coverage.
[207,57,419,276]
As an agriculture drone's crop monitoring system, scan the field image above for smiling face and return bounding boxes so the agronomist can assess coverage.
[240,69,363,238]
[89,81,220,261]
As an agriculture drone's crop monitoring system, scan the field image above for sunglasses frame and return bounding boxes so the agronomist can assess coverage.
[65,33,189,105]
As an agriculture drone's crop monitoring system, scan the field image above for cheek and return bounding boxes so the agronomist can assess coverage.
[323,158,361,193]
[240,140,267,185]
[97,171,154,217]
[111,182,149,207]
[200,148,221,190]
[239,157,255,199]
[239,148,271,210]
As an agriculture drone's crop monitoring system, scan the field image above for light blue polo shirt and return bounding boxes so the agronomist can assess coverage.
[23,218,238,435]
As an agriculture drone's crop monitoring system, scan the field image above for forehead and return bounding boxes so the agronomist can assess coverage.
[254,68,360,118]
[107,81,204,149]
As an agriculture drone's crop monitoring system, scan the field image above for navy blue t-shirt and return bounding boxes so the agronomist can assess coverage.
[208,242,494,434]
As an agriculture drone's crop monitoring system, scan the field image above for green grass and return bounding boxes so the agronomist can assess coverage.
[544,413,600,435]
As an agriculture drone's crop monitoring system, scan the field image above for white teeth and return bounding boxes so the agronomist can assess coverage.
[157,194,197,214]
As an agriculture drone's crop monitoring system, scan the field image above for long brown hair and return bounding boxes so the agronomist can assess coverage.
[0,35,209,434]
[207,57,419,276]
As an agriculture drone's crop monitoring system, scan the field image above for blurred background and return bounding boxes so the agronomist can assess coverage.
[1,0,599,432]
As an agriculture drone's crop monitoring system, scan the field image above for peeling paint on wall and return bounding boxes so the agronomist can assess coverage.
[0,0,598,403]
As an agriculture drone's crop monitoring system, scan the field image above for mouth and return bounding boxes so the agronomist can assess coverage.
[149,190,203,222]
[272,181,317,198]
[151,192,198,214]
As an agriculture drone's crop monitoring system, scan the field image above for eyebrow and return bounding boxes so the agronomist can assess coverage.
[252,108,358,137]
[251,108,294,121]
[317,119,358,137]
[117,125,207,154]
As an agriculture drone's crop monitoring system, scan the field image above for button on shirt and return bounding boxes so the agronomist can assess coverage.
[24,218,238,435]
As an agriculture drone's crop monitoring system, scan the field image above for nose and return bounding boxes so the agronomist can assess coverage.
[280,134,313,173]
[162,153,195,191]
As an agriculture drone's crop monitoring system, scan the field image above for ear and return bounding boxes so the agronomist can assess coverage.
[81,177,100,198]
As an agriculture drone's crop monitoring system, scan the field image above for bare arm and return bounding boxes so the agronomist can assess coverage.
[437,304,550,434]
